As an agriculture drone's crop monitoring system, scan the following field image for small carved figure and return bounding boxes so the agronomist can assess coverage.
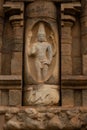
[29,23,53,82]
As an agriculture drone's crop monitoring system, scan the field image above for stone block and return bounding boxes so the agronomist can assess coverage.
[0,115,5,130]
[24,84,60,106]
[1,53,11,74]
[61,38,72,44]
[72,57,82,75]
[62,89,74,106]
[11,52,22,75]
[0,90,1,105]
[83,55,87,75]
[72,38,81,57]
[61,44,71,56]
[0,53,1,74]
[81,36,87,54]
[1,90,9,106]
[9,90,22,106]
[82,89,87,106]
[61,56,72,75]
[61,26,71,37]
[61,27,72,44]
[74,90,82,106]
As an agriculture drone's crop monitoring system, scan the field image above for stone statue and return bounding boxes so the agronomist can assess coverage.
[29,23,53,82]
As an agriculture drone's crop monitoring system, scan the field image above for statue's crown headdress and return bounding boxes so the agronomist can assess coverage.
[38,23,46,36]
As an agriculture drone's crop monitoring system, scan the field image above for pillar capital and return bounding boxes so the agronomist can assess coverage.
[3,1,24,23]
[61,2,81,26]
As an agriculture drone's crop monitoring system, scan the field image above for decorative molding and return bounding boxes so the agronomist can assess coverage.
[62,75,87,86]
[4,107,87,130]
[6,0,80,3]
[0,75,21,85]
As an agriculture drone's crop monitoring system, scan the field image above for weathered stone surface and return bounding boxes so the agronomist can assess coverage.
[0,115,5,130]
[3,107,87,130]
[72,57,82,75]
[1,90,9,106]
[24,84,59,106]
[0,90,1,105]
[72,18,81,57]
[0,2,86,130]
[61,44,71,56]
[82,90,87,106]
[74,90,82,106]
[83,55,87,75]
[1,53,11,75]
[61,56,72,75]
[62,75,87,86]
[11,52,22,75]
[9,90,22,106]
[0,53,1,74]
[26,1,57,19]
[0,75,21,85]
[62,89,74,106]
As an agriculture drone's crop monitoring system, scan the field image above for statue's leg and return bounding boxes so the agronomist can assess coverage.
[43,64,48,79]
[35,60,42,81]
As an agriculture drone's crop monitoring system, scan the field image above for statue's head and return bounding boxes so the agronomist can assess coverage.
[37,23,47,42]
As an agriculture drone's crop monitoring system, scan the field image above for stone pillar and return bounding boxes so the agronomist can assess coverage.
[61,20,75,106]
[9,16,23,75]
[61,21,73,75]
[0,0,4,74]
[61,2,82,106]
[61,5,76,106]
[81,0,87,75]
[24,1,60,106]
[6,15,23,106]
[81,0,87,106]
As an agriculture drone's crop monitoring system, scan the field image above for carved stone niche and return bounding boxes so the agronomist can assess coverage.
[25,21,59,84]
[24,1,60,106]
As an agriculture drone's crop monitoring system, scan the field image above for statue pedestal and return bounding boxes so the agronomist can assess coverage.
[24,84,60,106]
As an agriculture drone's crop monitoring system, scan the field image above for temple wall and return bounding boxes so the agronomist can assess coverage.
[0,0,87,130]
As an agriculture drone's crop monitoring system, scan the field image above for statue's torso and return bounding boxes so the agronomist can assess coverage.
[34,42,51,61]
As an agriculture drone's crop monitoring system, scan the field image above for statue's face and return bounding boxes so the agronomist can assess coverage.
[38,34,46,42]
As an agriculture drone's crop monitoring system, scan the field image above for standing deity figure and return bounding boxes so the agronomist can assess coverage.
[29,23,53,82]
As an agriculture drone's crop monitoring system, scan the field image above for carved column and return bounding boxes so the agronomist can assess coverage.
[24,1,60,106]
[61,20,73,75]
[61,3,82,106]
[9,16,23,75]
[3,2,24,75]
[61,17,74,106]
[0,0,4,74]
[81,0,87,75]
[81,0,87,106]
[0,2,24,106]
[61,3,81,76]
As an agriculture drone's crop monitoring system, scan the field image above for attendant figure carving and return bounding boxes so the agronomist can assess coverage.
[29,23,53,82]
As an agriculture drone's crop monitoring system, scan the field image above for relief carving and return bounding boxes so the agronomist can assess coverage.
[28,23,54,82]
[25,22,57,83]
[24,1,60,105]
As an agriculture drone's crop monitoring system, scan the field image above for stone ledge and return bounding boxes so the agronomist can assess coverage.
[9,0,80,3]
[1,106,87,130]
[0,75,21,85]
[62,75,87,86]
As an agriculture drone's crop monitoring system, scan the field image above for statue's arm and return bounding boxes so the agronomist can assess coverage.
[28,44,37,56]
[47,44,53,64]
